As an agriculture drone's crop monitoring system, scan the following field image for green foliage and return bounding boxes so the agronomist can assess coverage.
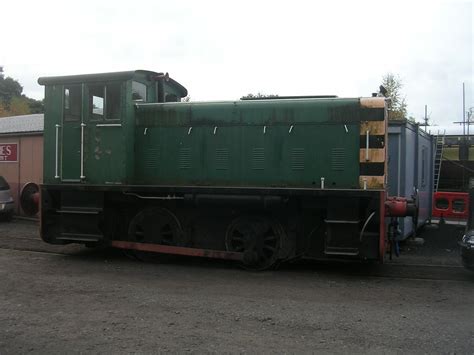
[25,97,44,113]
[381,73,407,120]
[0,100,8,117]
[0,75,23,101]
[8,97,31,116]
[0,68,44,117]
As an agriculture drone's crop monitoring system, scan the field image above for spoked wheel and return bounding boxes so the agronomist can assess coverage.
[225,215,285,270]
[126,207,184,261]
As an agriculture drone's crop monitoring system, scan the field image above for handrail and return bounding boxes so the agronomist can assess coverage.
[80,122,86,179]
[55,124,60,178]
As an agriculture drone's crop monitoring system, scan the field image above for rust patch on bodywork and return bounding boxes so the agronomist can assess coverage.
[359,148,385,163]
[360,120,386,135]
[111,240,244,261]
[360,97,385,109]
[359,175,385,189]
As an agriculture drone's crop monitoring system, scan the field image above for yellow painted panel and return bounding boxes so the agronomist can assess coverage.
[360,97,385,109]
[359,148,386,162]
[360,121,386,135]
[359,175,385,189]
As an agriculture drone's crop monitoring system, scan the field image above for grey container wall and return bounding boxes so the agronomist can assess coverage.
[388,121,435,239]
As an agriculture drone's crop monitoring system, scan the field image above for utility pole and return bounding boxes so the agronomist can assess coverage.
[424,105,428,131]
[418,104,430,131]
[452,82,473,189]
[454,83,472,132]
[462,83,469,138]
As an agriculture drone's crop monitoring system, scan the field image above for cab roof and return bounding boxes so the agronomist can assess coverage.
[37,70,188,97]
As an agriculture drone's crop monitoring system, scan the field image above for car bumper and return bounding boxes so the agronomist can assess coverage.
[0,201,14,213]
[459,242,474,271]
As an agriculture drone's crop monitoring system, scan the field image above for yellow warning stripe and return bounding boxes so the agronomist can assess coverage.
[359,148,385,163]
[359,175,385,189]
[360,121,386,135]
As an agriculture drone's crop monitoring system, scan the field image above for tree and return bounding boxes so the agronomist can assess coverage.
[25,97,44,113]
[7,97,31,116]
[380,73,407,120]
[0,75,23,102]
[0,67,44,117]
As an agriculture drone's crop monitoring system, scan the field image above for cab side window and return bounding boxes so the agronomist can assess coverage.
[89,85,104,119]
[88,83,122,120]
[106,83,121,120]
[64,85,82,121]
[165,93,178,102]
[132,81,147,102]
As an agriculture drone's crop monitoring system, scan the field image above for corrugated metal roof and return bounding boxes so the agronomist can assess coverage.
[0,114,44,135]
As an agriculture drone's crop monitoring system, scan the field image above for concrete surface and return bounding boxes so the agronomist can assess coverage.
[0,219,473,353]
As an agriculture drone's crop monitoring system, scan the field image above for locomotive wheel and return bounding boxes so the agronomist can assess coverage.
[128,207,184,245]
[225,215,284,270]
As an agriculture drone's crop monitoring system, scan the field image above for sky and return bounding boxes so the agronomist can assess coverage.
[1,0,472,133]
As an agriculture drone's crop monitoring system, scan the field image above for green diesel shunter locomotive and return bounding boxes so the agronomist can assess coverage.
[37,70,411,269]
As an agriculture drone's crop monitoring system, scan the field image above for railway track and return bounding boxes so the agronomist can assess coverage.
[0,242,472,283]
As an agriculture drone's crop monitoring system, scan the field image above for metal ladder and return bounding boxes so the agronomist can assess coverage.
[433,131,445,192]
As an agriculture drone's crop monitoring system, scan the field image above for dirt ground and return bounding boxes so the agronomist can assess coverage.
[0,219,473,353]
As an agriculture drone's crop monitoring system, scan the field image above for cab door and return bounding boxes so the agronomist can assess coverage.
[85,82,125,184]
[61,85,83,182]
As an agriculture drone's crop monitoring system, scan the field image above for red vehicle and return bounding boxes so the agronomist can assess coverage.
[432,191,469,222]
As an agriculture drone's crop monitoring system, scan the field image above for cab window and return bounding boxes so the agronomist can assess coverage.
[88,83,122,120]
[106,83,121,120]
[64,85,82,121]
[89,85,104,118]
[132,81,147,102]
[165,93,178,102]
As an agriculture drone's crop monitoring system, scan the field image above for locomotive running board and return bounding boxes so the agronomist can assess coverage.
[111,241,244,261]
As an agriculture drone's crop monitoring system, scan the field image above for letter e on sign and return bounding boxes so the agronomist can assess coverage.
[0,143,18,162]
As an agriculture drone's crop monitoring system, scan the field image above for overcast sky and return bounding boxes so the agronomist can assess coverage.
[1,0,472,133]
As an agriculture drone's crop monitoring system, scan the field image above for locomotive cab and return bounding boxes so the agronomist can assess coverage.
[38,70,187,245]
[38,70,187,186]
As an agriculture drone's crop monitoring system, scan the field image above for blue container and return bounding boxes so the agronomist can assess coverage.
[388,121,435,239]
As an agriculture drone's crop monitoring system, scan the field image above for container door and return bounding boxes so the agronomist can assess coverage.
[61,85,83,182]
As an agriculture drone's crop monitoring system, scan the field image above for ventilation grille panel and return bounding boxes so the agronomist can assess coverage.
[144,149,159,170]
[252,148,265,170]
[215,148,229,170]
[331,148,345,171]
[179,148,191,169]
[291,148,305,170]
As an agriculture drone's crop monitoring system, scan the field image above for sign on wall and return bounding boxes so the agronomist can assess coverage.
[0,143,18,162]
